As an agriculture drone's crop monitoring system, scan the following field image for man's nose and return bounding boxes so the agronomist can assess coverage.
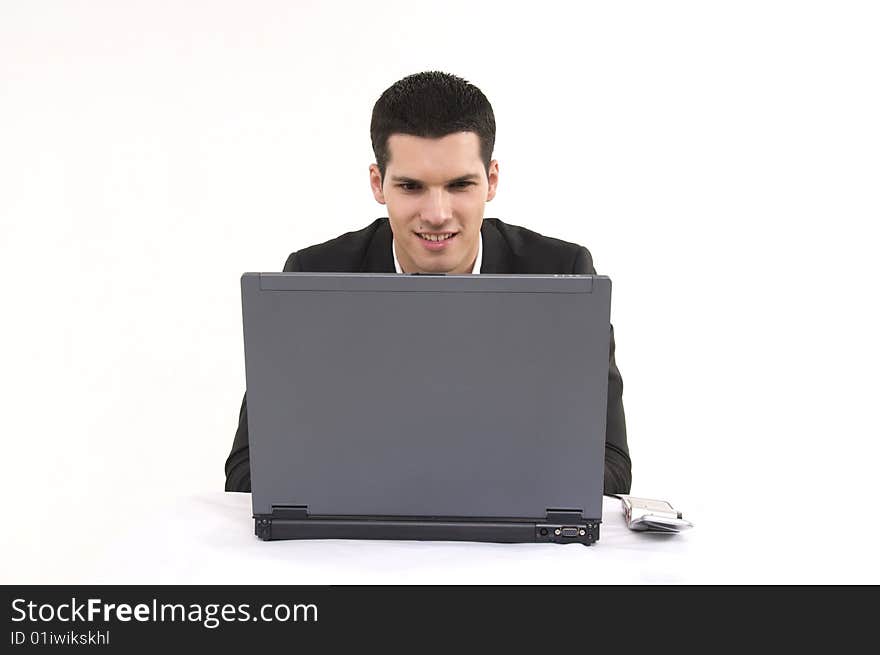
[419,188,453,224]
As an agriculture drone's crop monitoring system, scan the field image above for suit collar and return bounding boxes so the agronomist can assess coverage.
[361,218,512,274]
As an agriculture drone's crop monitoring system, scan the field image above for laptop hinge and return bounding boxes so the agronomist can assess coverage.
[271,504,309,519]
[544,508,584,522]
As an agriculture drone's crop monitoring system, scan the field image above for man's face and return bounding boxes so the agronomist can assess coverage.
[370,132,499,274]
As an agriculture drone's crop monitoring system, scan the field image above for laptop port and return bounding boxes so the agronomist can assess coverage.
[540,523,597,545]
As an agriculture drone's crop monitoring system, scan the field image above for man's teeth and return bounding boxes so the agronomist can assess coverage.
[419,233,455,242]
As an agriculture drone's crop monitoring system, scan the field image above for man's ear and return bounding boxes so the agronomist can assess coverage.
[486,160,499,202]
[369,164,386,204]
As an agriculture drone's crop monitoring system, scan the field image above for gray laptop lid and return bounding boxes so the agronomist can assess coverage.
[241,273,611,520]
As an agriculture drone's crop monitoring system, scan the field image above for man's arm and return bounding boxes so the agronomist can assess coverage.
[224,394,251,491]
[224,252,301,491]
[573,247,633,494]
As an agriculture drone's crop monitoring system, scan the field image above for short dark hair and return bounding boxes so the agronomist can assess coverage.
[370,71,496,183]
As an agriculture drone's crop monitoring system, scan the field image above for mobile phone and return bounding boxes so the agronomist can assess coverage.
[621,495,693,532]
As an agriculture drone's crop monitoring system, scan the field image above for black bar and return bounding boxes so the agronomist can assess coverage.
[1,585,871,650]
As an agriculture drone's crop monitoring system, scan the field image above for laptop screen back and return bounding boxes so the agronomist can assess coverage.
[241,273,610,520]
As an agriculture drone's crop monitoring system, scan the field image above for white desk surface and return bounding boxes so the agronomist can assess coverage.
[72,493,700,584]
[5,490,878,584]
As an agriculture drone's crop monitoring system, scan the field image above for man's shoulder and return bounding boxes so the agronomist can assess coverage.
[283,219,388,271]
[484,218,592,274]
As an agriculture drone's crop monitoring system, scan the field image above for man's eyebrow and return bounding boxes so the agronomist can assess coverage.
[389,174,481,184]
[447,174,481,184]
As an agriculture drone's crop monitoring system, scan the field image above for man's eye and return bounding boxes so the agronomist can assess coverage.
[399,183,420,191]
[450,181,474,190]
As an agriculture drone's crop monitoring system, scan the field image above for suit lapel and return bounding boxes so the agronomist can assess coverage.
[479,219,513,274]
[360,219,395,272]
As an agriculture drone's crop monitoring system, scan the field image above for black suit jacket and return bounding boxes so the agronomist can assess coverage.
[225,218,632,494]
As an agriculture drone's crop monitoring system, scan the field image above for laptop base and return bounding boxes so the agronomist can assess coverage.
[254,514,600,545]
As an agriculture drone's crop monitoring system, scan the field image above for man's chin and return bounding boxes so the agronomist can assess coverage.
[409,260,453,274]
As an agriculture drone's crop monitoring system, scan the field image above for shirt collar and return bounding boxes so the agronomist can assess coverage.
[392,232,483,274]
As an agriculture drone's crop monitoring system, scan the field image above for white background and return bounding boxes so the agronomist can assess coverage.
[1,0,878,583]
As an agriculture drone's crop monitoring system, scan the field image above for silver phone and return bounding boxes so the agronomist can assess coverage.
[621,495,693,532]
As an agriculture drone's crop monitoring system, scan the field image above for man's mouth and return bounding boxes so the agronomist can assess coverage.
[416,232,458,242]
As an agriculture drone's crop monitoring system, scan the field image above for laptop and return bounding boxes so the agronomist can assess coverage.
[241,272,611,545]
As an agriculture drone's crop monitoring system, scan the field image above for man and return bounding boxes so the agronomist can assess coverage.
[225,71,632,494]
